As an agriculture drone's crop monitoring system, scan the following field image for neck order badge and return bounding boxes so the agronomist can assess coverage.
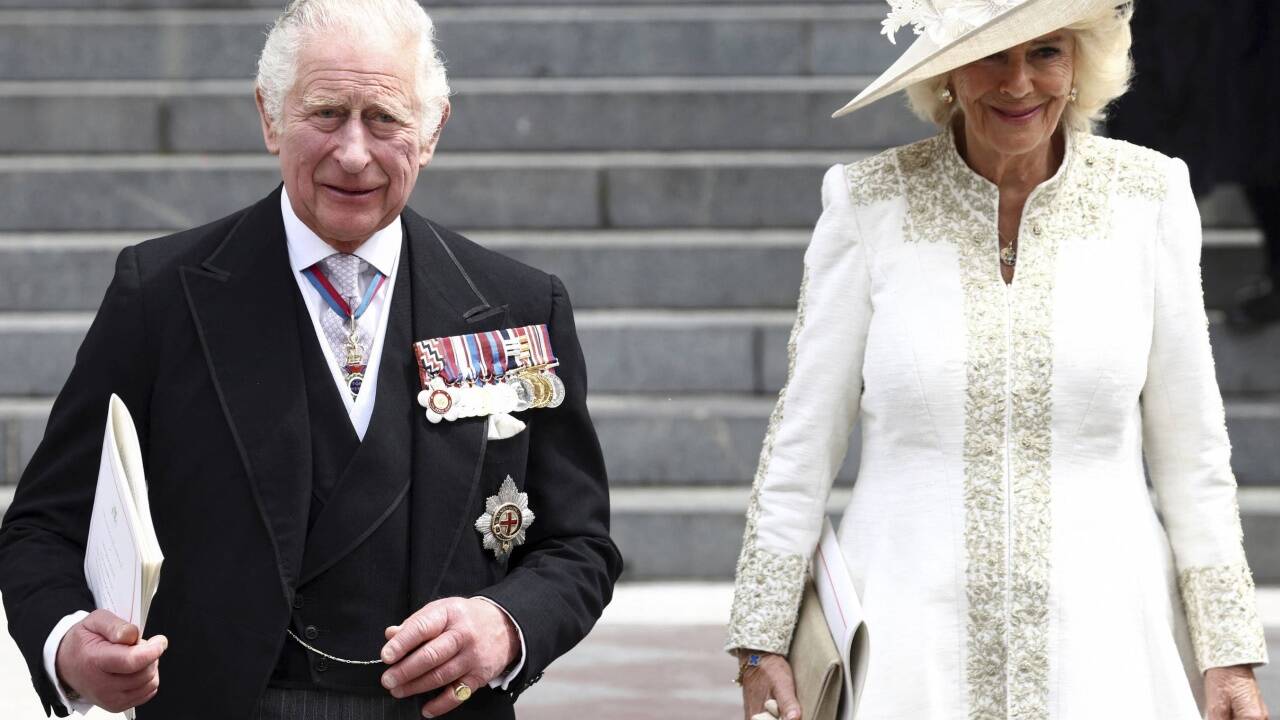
[303,264,389,399]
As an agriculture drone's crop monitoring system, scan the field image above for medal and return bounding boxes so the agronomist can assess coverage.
[453,385,482,419]
[510,376,534,412]
[412,324,566,421]
[531,373,554,408]
[474,476,535,561]
[545,372,565,409]
[303,264,388,400]
[490,382,518,414]
[418,378,459,423]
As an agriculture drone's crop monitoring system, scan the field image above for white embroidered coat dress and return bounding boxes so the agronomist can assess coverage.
[726,129,1270,719]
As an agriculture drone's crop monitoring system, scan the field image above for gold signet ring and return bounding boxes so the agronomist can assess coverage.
[453,682,472,702]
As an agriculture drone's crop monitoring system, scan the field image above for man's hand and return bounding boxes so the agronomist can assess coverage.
[1206,665,1270,720]
[379,597,519,717]
[54,609,168,713]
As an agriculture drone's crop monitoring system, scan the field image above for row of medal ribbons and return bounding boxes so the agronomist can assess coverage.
[413,324,565,423]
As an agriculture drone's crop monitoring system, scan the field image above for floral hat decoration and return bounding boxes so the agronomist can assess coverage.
[833,0,1124,118]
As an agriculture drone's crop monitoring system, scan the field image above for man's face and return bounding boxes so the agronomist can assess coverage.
[257,31,448,248]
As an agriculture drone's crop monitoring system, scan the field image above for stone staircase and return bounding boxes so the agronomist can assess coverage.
[0,1,1277,582]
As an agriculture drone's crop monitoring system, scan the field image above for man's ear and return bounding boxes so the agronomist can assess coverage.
[255,87,282,156]
[419,99,451,166]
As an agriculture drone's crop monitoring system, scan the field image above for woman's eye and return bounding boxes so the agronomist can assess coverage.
[1034,46,1062,59]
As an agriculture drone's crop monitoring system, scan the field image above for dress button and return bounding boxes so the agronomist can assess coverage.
[1031,223,1043,236]
[315,659,329,673]
[1085,156,1096,166]
[304,625,319,640]
[292,595,304,609]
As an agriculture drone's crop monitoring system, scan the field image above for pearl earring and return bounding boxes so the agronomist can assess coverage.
[939,87,954,104]
[1069,87,1079,103]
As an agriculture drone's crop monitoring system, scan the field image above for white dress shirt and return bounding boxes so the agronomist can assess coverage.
[282,187,400,440]
[43,190,524,712]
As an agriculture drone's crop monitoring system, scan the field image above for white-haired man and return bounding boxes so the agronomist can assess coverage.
[0,1,621,718]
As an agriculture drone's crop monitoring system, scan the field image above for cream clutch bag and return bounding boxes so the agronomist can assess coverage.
[788,581,843,720]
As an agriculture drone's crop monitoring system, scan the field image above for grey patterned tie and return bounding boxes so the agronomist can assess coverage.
[316,253,377,395]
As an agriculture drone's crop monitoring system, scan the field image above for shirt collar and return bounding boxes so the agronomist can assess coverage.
[282,187,402,278]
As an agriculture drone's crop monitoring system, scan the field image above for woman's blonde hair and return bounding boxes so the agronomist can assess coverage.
[904,5,1134,133]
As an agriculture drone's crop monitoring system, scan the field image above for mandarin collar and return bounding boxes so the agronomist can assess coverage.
[935,122,1078,204]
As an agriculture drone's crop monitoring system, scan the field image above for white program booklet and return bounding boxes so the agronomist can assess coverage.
[811,518,870,720]
[84,394,163,639]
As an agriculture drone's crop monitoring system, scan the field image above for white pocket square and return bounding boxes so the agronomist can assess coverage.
[486,413,527,441]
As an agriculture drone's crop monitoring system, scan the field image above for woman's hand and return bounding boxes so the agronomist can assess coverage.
[1205,665,1270,720]
[738,650,802,720]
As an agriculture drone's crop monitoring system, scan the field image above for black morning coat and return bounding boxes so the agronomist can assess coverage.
[0,187,623,718]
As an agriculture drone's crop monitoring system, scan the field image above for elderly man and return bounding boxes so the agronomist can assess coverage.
[0,1,621,718]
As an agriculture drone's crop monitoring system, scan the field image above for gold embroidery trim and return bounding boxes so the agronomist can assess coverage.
[1179,564,1269,672]
[726,271,813,655]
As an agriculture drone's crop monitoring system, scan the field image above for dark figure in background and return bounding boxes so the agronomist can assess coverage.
[1108,0,1280,326]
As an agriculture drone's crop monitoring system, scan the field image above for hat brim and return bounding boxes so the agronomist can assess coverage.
[832,0,1118,118]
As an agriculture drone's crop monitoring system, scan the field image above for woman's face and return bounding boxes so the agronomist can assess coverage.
[949,31,1076,156]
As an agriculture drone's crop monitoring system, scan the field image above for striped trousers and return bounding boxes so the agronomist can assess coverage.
[250,687,424,720]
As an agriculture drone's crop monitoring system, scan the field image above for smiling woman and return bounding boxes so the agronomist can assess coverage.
[726,1,1272,719]
[905,10,1133,133]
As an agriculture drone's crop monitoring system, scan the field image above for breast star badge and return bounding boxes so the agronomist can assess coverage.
[475,476,535,561]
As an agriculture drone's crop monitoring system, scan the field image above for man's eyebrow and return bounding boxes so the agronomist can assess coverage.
[365,100,415,121]
[300,96,344,110]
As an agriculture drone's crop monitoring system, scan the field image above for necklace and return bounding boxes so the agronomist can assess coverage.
[997,230,1018,267]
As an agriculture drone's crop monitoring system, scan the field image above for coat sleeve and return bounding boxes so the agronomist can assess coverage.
[725,164,873,655]
[0,246,154,715]
[477,274,623,698]
[1142,158,1269,673]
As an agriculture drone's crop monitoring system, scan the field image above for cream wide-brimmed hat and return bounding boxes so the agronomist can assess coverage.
[833,0,1123,118]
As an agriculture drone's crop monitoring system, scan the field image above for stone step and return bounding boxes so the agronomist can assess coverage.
[4,389,1280,489]
[0,0,861,6]
[0,153,1261,232]
[608,486,1280,580]
[4,308,1280,396]
[2,482,1277,581]
[0,77,928,153]
[0,229,1263,312]
[0,6,897,80]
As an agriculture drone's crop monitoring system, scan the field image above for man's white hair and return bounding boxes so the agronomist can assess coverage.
[256,0,451,141]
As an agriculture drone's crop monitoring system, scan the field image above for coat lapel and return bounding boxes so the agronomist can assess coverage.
[402,211,512,604]
[179,188,312,601]
[298,239,415,585]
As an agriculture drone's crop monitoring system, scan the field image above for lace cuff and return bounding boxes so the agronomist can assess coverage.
[725,546,807,655]
[1179,564,1269,672]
